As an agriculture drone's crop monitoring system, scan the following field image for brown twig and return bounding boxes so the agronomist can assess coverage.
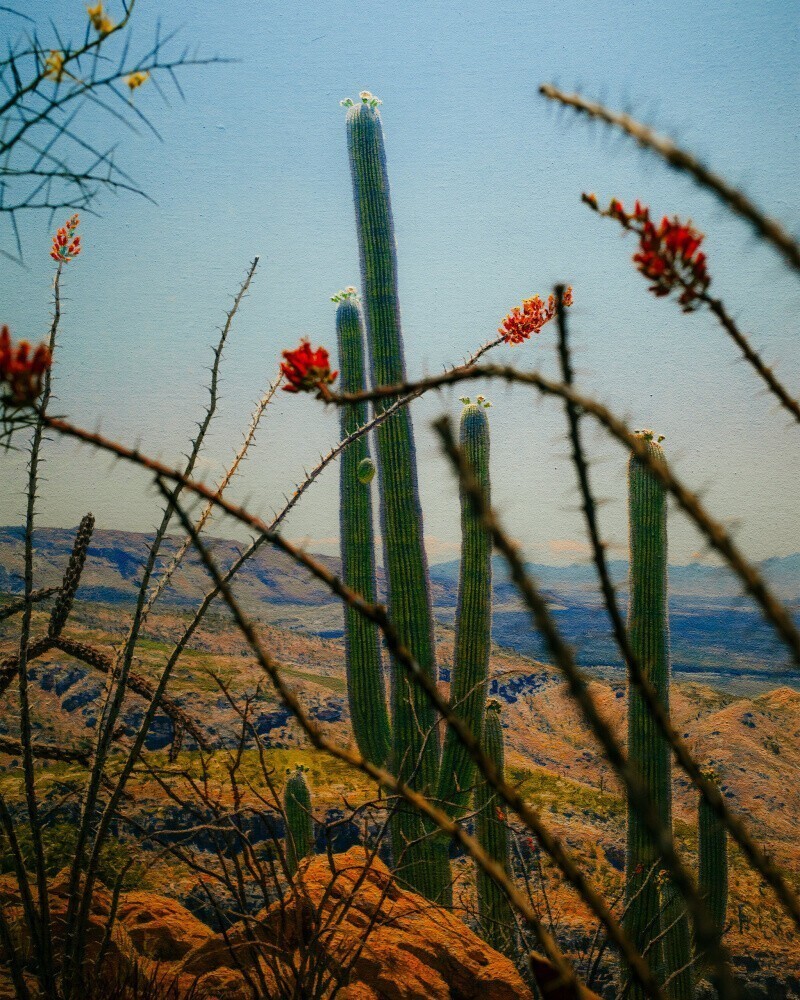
[51,635,211,751]
[63,257,261,991]
[316,366,800,666]
[582,195,800,424]
[0,734,91,767]
[539,83,800,273]
[0,587,59,622]
[701,291,799,422]
[13,259,63,994]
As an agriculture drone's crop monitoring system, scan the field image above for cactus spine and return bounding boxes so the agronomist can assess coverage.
[284,767,314,877]
[476,701,514,955]
[657,871,694,1000]
[624,432,682,993]
[336,290,391,768]
[438,401,493,816]
[346,96,447,900]
[698,769,728,952]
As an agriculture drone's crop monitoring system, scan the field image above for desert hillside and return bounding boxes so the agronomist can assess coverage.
[1,596,798,994]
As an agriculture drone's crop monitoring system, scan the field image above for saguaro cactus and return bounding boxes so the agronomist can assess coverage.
[335,288,391,768]
[284,766,314,877]
[476,700,514,955]
[699,767,728,951]
[656,871,694,1000]
[438,399,493,816]
[345,92,445,899]
[624,431,679,992]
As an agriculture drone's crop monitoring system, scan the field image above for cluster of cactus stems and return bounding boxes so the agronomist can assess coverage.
[475,700,515,955]
[284,766,314,877]
[338,100,732,977]
[338,95,498,904]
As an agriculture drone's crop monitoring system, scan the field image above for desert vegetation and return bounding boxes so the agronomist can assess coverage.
[0,7,798,1000]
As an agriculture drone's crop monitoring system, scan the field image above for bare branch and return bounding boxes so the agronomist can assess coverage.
[539,83,800,272]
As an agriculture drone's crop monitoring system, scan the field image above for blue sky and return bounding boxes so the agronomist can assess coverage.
[1,0,798,568]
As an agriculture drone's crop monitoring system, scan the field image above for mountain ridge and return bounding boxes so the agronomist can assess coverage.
[2,525,797,693]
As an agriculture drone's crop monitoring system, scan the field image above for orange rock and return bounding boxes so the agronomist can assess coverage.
[116,890,211,961]
[180,847,535,1000]
[0,868,135,989]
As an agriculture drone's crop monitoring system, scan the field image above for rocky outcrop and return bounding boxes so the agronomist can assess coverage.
[116,890,211,962]
[0,852,562,999]
[0,868,137,990]
[178,847,537,999]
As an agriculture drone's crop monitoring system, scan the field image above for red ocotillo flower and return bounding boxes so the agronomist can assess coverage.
[585,195,709,311]
[0,326,52,407]
[50,213,81,263]
[281,339,338,394]
[499,287,573,344]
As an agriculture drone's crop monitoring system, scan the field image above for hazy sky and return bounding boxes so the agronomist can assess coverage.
[1,0,798,569]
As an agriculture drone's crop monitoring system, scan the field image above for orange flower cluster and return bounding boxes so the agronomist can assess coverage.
[590,196,710,311]
[281,339,338,394]
[498,287,573,345]
[0,326,52,407]
[50,214,81,263]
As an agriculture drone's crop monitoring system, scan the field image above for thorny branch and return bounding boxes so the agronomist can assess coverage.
[0,0,227,258]
[539,83,800,273]
[552,286,800,932]
[318,365,800,666]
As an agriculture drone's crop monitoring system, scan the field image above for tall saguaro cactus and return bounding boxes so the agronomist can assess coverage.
[476,700,514,955]
[345,94,445,899]
[438,400,493,816]
[699,768,728,952]
[624,431,680,993]
[284,767,314,878]
[335,289,391,768]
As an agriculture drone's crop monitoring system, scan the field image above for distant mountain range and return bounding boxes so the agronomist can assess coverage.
[2,526,798,693]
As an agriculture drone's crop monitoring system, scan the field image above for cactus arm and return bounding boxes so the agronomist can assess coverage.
[437,402,492,816]
[476,701,515,954]
[336,295,392,767]
[699,771,729,949]
[657,872,695,1000]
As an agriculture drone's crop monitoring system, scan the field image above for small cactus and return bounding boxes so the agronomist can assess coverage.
[284,766,314,877]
